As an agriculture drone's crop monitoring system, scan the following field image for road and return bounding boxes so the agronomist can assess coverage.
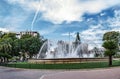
[0,66,120,79]
[0,66,63,79]
[42,67,120,79]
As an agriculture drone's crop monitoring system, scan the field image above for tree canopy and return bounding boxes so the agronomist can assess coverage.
[102,31,119,66]
[103,31,119,43]
[0,31,44,63]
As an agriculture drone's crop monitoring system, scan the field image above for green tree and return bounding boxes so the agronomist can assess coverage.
[0,31,3,38]
[103,31,120,57]
[20,34,44,59]
[2,33,19,56]
[0,38,12,62]
[2,32,17,40]
[28,37,41,58]
[21,34,32,39]
[103,31,119,45]
[13,39,21,56]
[0,32,45,62]
[102,40,117,66]
[0,32,19,62]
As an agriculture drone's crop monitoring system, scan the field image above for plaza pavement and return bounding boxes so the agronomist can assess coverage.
[0,66,120,79]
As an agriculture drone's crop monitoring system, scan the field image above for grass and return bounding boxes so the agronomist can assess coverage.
[1,60,120,69]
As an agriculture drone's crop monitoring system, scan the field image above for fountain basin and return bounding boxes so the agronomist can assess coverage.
[28,58,108,64]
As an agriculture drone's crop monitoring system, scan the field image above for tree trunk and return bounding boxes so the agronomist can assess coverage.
[0,58,1,63]
[3,57,6,63]
[6,58,9,62]
[109,55,112,66]
[1,58,3,63]
[30,55,32,59]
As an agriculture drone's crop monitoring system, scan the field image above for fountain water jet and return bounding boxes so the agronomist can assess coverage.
[29,34,106,64]
[37,40,94,59]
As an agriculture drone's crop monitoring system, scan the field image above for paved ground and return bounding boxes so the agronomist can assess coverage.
[0,66,63,79]
[42,67,120,79]
[0,66,120,79]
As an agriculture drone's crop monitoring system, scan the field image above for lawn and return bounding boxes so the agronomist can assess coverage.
[1,60,120,69]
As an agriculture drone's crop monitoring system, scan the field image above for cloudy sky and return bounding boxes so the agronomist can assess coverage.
[0,0,120,48]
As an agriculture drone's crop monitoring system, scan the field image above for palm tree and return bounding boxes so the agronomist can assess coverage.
[0,38,12,62]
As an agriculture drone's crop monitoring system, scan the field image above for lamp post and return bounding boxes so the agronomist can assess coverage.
[69,32,71,54]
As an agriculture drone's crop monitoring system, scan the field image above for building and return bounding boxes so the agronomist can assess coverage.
[16,31,38,39]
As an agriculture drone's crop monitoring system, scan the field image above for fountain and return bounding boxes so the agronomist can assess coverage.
[37,32,94,59]
[29,33,106,64]
[37,40,92,59]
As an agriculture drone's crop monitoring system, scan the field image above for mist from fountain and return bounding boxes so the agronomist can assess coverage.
[37,40,95,59]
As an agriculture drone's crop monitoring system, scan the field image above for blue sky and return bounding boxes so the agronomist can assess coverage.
[0,0,120,48]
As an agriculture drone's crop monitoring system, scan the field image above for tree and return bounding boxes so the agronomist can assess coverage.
[0,31,45,62]
[102,40,117,66]
[28,37,41,58]
[20,34,44,59]
[13,39,21,56]
[103,31,119,46]
[21,34,32,39]
[0,32,19,62]
[2,32,17,40]
[0,38,12,62]
[2,33,19,56]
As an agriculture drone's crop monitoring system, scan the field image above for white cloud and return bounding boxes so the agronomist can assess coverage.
[100,12,106,16]
[39,25,60,35]
[6,0,39,11]
[80,10,120,48]
[0,28,9,32]
[108,10,120,31]
[80,24,106,47]
[6,0,120,24]
[61,32,76,37]
[39,0,120,24]
[61,9,120,48]
[3,0,120,50]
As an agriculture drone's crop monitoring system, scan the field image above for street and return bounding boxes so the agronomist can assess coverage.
[0,66,62,79]
[1,66,120,79]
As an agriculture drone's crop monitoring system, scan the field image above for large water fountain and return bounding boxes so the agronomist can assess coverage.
[37,33,104,59]
[29,33,106,64]
[37,40,92,59]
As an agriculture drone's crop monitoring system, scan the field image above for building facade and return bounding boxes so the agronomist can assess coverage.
[16,31,38,39]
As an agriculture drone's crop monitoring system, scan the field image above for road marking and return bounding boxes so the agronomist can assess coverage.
[40,75,45,79]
